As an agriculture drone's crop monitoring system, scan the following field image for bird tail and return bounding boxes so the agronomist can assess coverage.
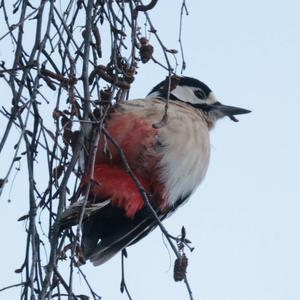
[59,199,159,266]
[58,199,111,230]
[87,217,157,266]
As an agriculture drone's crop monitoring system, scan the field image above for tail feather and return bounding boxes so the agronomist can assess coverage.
[89,218,157,266]
[59,200,111,230]
[59,194,190,265]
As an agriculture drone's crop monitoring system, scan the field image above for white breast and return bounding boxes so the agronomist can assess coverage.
[118,98,211,207]
[158,102,210,207]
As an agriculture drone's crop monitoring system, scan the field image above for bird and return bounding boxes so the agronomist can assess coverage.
[60,76,251,266]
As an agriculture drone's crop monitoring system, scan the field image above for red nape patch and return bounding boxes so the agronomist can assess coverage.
[82,164,151,218]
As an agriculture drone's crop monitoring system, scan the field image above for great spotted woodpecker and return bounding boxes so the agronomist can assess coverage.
[60,76,250,265]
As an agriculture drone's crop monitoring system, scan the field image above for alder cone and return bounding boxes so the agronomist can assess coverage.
[140,44,154,63]
[173,254,188,282]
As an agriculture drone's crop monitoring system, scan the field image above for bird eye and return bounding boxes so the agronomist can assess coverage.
[194,89,206,99]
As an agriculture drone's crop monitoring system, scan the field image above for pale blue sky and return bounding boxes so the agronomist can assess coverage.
[1,1,300,299]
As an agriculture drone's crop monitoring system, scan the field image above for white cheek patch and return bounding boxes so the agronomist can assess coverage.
[171,86,217,106]
[171,86,201,104]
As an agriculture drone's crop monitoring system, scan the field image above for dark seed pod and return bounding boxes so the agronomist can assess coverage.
[100,88,112,101]
[173,254,188,282]
[139,37,153,63]
[52,109,62,120]
[52,165,64,181]
[140,44,154,63]
[63,129,73,145]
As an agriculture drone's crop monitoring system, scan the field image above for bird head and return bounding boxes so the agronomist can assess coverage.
[147,76,251,126]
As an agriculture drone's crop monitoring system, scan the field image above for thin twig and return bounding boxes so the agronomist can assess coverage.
[0,282,25,292]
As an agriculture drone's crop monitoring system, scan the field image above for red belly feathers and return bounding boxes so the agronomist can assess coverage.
[82,113,166,217]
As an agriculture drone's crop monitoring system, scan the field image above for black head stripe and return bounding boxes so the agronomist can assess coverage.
[148,76,212,99]
[190,101,221,112]
[178,77,212,95]
[148,80,165,95]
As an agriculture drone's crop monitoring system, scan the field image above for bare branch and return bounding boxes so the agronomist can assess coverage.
[0,1,193,299]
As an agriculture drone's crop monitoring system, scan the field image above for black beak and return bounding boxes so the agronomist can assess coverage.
[211,102,251,122]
